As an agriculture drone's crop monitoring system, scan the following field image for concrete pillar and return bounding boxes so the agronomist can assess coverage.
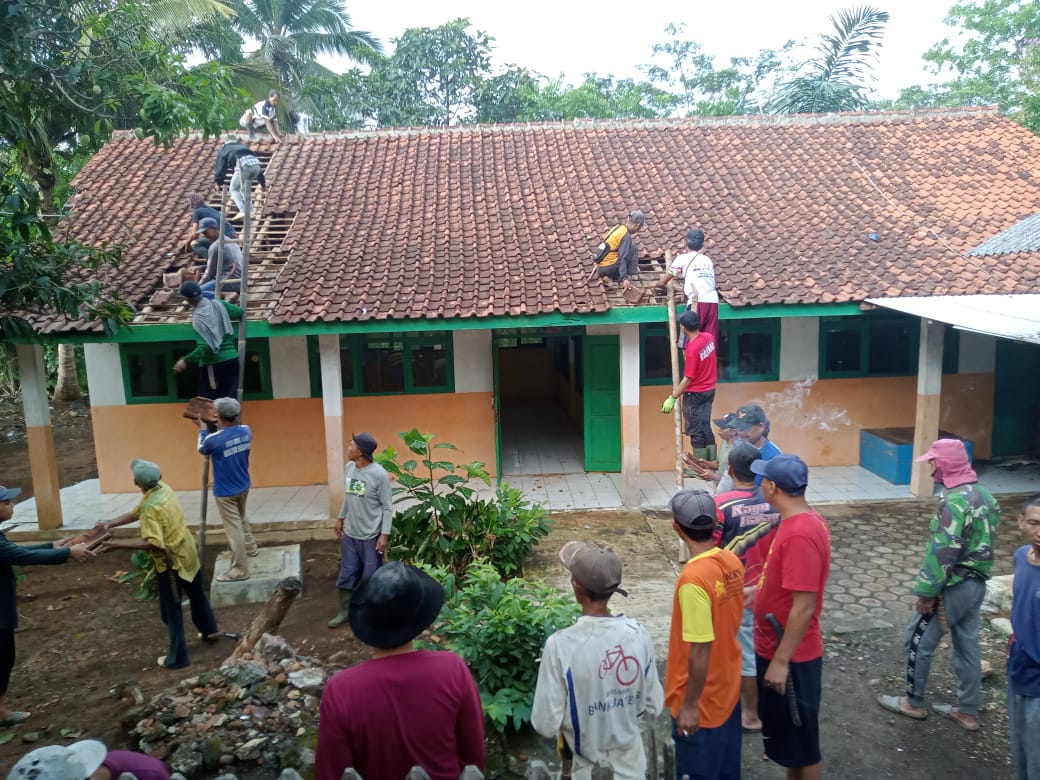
[269,336,311,398]
[910,320,945,497]
[16,344,62,529]
[318,335,345,517]
[619,324,641,509]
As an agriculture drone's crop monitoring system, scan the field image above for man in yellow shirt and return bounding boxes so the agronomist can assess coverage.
[593,210,646,291]
[98,459,219,669]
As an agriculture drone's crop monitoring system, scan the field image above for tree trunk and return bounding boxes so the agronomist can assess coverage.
[229,576,302,658]
[53,343,81,402]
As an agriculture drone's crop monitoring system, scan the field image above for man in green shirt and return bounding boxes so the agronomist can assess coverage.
[877,438,999,731]
[174,280,242,400]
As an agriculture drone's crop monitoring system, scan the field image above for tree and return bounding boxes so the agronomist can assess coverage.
[368,19,493,127]
[769,5,890,114]
[0,0,241,399]
[917,0,1040,132]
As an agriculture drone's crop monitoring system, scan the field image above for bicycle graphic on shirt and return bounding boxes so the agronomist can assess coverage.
[598,644,640,686]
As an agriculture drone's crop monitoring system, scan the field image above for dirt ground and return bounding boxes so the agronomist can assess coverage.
[0,397,1024,778]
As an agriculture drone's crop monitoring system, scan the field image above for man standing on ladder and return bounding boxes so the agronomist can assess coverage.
[662,310,718,463]
[214,138,265,220]
[174,281,243,400]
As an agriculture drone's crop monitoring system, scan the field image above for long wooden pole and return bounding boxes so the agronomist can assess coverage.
[665,255,682,490]
[236,186,251,406]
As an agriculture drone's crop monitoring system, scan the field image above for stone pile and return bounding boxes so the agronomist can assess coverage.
[124,634,344,779]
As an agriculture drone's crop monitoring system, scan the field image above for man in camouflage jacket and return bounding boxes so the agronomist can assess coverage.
[877,439,999,731]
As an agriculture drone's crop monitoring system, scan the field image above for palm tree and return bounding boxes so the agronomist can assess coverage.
[768,5,890,115]
[230,0,382,94]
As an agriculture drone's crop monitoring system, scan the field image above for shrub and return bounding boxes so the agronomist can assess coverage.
[422,561,580,732]
[379,429,553,576]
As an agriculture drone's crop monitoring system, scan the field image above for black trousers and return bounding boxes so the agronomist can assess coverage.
[0,629,14,695]
[196,357,240,400]
[156,568,218,668]
[683,389,716,449]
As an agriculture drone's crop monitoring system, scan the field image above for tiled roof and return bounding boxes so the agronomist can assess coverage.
[968,211,1040,256]
[58,106,1040,330]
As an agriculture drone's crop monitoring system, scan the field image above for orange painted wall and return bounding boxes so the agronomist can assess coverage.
[639,373,994,471]
[92,392,497,493]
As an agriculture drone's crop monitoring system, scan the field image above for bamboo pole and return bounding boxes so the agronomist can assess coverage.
[236,188,251,406]
[665,255,682,490]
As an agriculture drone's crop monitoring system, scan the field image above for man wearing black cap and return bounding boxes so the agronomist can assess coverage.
[531,542,663,779]
[750,454,830,779]
[328,432,393,629]
[731,404,781,486]
[685,411,739,494]
[314,562,484,780]
[662,310,717,462]
[173,281,243,400]
[0,486,92,726]
[665,489,745,779]
[593,210,646,292]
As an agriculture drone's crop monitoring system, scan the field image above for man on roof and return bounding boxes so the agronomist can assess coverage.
[194,217,242,299]
[214,139,266,221]
[239,89,282,143]
[184,193,236,259]
[593,210,646,292]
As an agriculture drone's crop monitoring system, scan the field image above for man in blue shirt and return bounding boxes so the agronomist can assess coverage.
[730,404,782,486]
[197,397,257,581]
[1010,495,1040,777]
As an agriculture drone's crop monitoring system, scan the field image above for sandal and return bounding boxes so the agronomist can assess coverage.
[877,694,928,720]
[0,711,30,728]
[216,572,248,582]
[931,703,979,732]
[157,656,189,670]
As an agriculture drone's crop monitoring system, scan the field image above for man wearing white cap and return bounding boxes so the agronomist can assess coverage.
[878,438,999,732]
[531,541,663,780]
[7,739,170,779]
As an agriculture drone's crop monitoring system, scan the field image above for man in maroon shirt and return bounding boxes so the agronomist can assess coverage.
[662,310,718,461]
[315,562,485,780]
[751,454,831,780]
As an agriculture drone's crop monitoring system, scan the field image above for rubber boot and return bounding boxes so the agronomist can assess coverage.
[327,589,351,629]
[693,447,710,461]
[705,445,717,462]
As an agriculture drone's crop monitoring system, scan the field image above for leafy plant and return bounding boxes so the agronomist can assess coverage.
[377,429,553,576]
[117,550,160,601]
[421,561,580,732]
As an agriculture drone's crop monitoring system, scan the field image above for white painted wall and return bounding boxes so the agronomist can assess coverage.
[958,331,996,374]
[453,330,493,393]
[16,344,52,426]
[779,317,820,381]
[619,324,640,406]
[84,343,126,406]
[318,334,344,418]
[269,336,311,399]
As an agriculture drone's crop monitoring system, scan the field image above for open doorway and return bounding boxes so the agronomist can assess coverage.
[495,332,584,476]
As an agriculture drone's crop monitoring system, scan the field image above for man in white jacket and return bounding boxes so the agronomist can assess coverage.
[532,541,664,779]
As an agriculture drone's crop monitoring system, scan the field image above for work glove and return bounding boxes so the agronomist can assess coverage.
[661,395,676,414]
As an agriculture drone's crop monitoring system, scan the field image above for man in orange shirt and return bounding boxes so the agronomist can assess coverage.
[665,489,745,779]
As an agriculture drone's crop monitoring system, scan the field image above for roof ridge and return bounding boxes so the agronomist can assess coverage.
[108,105,1003,143]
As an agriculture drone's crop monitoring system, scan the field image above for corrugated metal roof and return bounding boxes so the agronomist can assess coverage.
[968,212,1040,256]
[865,294,1040,344]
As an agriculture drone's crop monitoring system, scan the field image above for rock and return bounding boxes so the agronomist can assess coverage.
[302,694,320,713]
[21,731,39,744]
[983,574,1014,615]
[287,668,325,693]
[219,754,234,766]
[235,737,268,761]
[252,679,282,705]
[170,774,189,780]
[278,770,305,780]
[297,746,316,771]
[328,650,352,665]
[213,775,239,780]
[199,736,224,770]
[981,660,995,680]
[222,661,268,689]
[169,743,204,778]
[990,617,1013,638]
[256,633,294,664]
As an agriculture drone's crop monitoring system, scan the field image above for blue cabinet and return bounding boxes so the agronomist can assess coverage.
[860,428,974,485]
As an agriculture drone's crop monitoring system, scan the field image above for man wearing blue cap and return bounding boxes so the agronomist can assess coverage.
[194,217,243,299]
[750,454,830,780]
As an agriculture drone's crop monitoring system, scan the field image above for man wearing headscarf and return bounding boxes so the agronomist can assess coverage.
[97,459,219,670]
[173,281,242,400]
[877,439,1000,732]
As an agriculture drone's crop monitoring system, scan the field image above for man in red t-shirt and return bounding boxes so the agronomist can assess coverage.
[661,310,717,461]
[751,454,830,780]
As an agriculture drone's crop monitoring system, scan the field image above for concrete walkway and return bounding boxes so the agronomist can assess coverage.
[7,462,1039,534]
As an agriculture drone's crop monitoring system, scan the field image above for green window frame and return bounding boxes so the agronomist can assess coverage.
[819,313,920,378]
[307,332,455,397]
[639,323,678,385]
[121,339,273,403]
[717,318,780,383]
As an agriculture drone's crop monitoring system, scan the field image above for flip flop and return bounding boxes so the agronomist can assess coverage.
[0,712,30,728]
[157,656,189,670]
[877,694,928,720]
[931,703,980,732]
[216,572,248,582]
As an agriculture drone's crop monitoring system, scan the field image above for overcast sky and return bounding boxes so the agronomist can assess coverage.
[346,0,958,100]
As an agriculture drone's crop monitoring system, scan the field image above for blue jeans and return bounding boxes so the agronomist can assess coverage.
[905,577,985,714]
[1009,686,1040,779]
[672,701,741,780]
[156,567,218,668]
[201,279,240,299]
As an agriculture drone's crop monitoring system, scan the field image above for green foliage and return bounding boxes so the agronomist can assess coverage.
[769,5,890,114]
[117,550,160,601]
[422,561,580,732]
[378,429,553,576]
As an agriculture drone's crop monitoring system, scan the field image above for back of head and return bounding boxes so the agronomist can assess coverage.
[670,489,717,541]
[751,453,808,497]
[727,441,761,483]
[915,438,977,489]
[347,561,445,649]
[213,397,241,422]
[188,193,206,209]
[559,541,627,600]
[130,458,161,490]
[686,228,705,251]
[678,310,701,333]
